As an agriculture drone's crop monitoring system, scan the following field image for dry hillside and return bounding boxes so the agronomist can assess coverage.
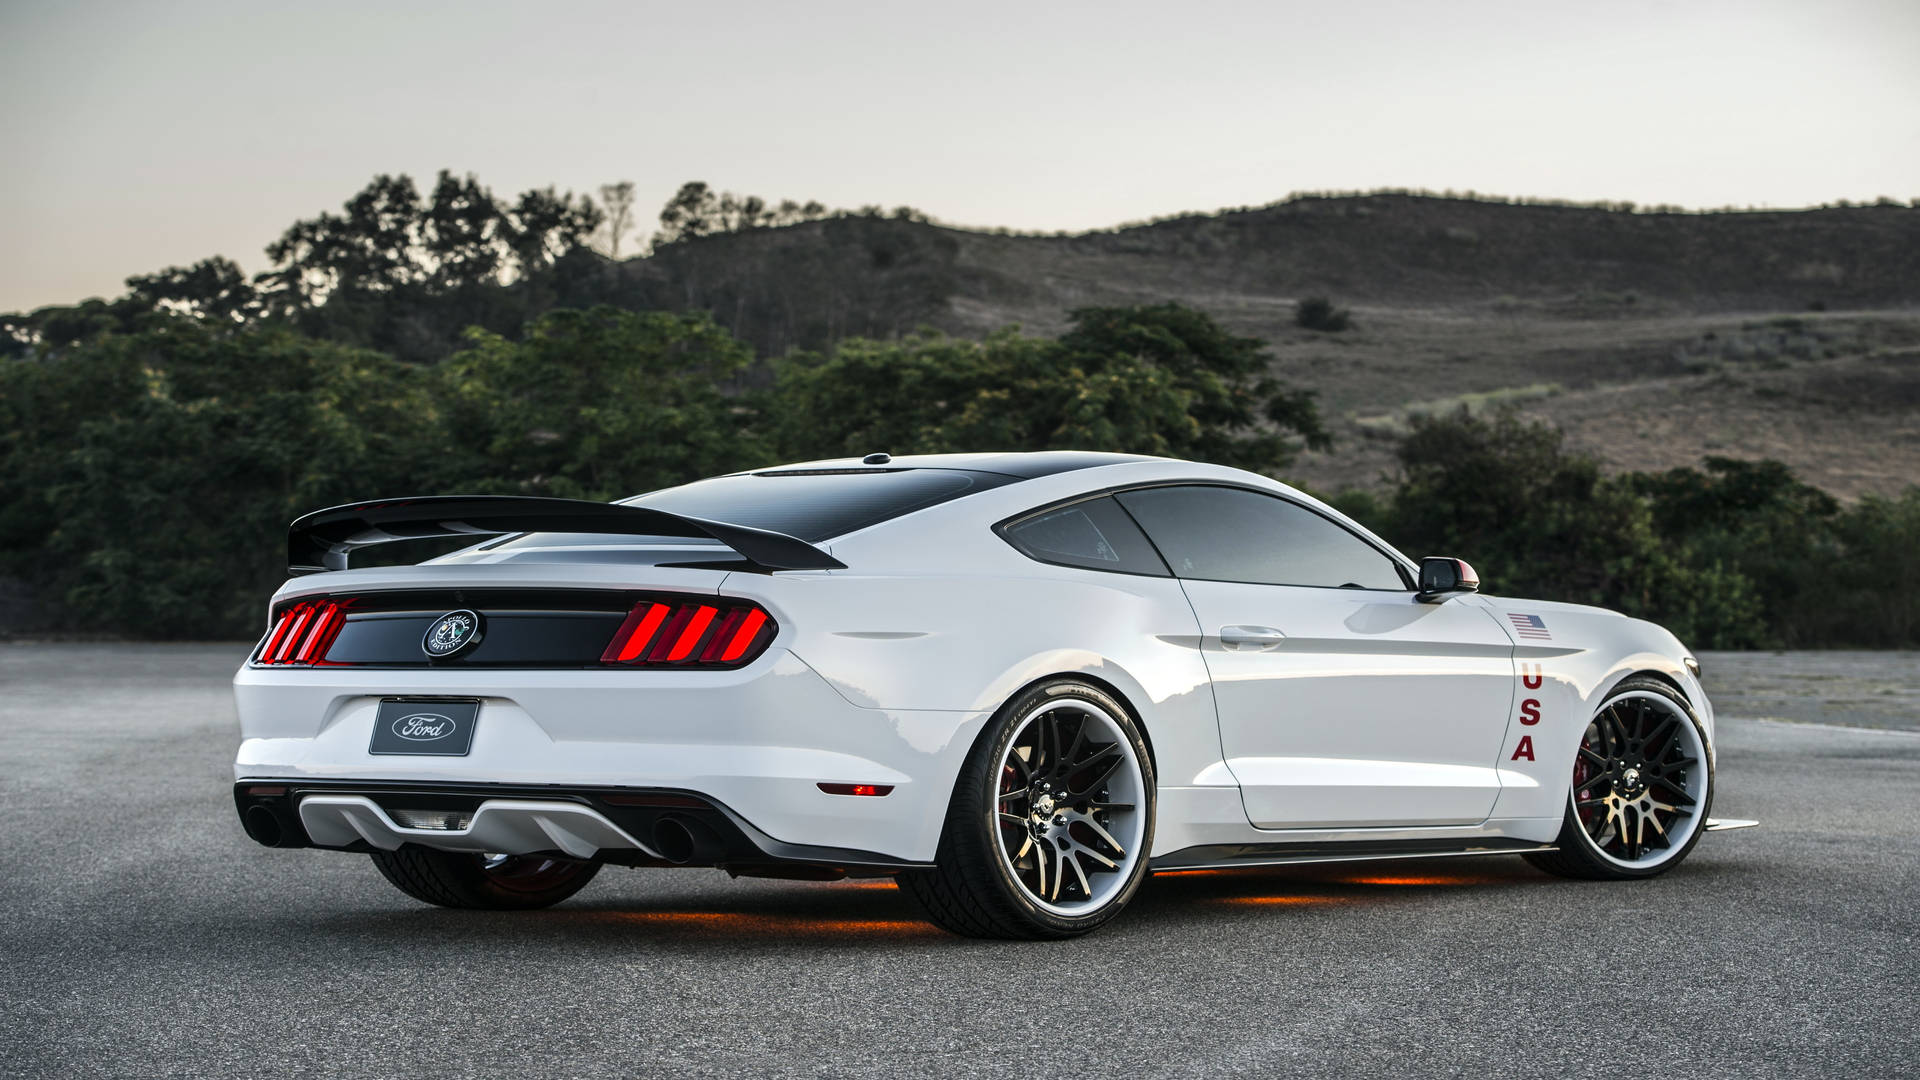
[620,194,1920,497]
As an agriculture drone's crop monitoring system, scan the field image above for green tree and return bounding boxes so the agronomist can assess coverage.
[1057,303,1329,470]
[1788,489,1920,646]
[503,184,603,278]
[421,171,510,290]
[438,307,768,499]
[772,304,1327,474]
[654,181,833,247]
[1627,457,1840,646]
[258,172,427,311]
[656,181,720,245]
[768,328,1198,461]
[1381,408,1765,646]
[123,256,259,323]
[1,320,441,637]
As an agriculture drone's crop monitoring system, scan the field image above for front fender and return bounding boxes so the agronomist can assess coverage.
[1487,612,1710,822]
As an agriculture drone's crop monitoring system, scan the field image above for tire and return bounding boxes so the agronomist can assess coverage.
[369,848,601,910]
[899,678,1155,939]
[1527,675,1714,881]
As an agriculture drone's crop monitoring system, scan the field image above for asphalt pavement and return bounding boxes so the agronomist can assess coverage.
[2,644,1915,1078]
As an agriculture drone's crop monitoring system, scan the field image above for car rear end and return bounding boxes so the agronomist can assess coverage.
[232,543,985,879]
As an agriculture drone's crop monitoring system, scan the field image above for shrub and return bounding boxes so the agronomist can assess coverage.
[1294,296,1353,332]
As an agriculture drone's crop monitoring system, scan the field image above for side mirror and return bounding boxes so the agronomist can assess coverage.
[1417,557,1480,603]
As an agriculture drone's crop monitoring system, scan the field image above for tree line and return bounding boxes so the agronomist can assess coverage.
[2,298,1913,646]
[3,171,937,366]
[1340,411,1918,649]
[0,302,1326,637]
[4,168,1913,644]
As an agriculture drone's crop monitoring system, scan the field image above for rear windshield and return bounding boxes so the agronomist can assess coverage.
[618,468,1019,541]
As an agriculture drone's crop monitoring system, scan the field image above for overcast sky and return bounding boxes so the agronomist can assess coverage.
[3,0,1916,313]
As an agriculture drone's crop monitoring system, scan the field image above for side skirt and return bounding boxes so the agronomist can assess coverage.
[1149,836,1555,873]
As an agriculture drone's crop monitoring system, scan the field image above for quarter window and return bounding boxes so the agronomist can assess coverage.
[1115,486,1407,589]
[1000,496,1169,576]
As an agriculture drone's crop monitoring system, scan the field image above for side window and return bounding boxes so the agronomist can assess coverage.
[1115,486,1408,590]
[999,496,1170,577]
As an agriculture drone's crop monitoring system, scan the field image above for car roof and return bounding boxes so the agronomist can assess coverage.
[749,451,1165,480]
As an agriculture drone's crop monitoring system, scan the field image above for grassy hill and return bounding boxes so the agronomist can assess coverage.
[623,194,1920,497]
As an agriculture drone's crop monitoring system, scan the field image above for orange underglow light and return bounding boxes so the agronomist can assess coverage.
[1153,868,1243,878]
[1216,895,1343,906]
[590,910,935,937]
[1342,875,1485,887]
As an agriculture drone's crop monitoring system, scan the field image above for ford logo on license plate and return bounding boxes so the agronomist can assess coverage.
[392,712,456,740]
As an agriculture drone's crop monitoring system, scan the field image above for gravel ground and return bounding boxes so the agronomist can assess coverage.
[2,644,1915,1078]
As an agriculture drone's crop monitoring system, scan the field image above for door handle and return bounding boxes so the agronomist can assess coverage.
[1220,625,1287,650]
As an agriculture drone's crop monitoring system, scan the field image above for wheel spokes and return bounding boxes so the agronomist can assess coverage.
[1074,813,1126,856]
[1641,714,1679,756]
[1077,844,1119,870]
[993,703,1141,910]
[1074,748,1124,794]
[1576,694,1706,864]
[1064,847,1092,899]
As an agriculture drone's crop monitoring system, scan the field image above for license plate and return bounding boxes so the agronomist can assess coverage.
[369,698,480,756]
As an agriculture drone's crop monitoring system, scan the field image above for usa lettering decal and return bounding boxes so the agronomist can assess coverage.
[1508,613,1551,640]
[1512,663,1544,761]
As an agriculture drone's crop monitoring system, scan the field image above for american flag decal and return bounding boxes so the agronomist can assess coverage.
[1508,613,1551,640]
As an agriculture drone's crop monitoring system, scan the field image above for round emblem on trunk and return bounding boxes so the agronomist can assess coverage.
[422,609,483,659]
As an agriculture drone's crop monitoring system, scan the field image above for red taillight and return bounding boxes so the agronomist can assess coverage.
[258,605,302,662]
[601,598,775,668]
[665,605,718,661]
[258,599,351,666]
[294,602,343,662]
[715,609,769,662]
[603,602,672,663]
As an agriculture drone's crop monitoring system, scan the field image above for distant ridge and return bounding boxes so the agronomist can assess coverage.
[620,193,1920,356]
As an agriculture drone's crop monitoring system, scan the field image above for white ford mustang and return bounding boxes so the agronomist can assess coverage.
[232,451,1740,938]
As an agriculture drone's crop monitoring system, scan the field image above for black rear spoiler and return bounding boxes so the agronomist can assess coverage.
[287,495,845,575]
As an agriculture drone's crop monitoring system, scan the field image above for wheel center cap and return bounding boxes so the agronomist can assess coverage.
[1623,767,1642,788]
[1033,793,1056,818]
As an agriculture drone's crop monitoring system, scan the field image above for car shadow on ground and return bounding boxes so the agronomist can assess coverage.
[290,857,1570,948]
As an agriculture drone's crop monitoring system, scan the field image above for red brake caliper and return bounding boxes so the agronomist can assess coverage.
[1572,737,1599,831]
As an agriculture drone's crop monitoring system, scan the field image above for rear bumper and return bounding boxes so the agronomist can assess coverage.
[233,779,929,873]
[232,650,989,863]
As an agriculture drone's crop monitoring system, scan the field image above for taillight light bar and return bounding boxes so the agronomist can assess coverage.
[600,599,776,668]
[257,599,350,666]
